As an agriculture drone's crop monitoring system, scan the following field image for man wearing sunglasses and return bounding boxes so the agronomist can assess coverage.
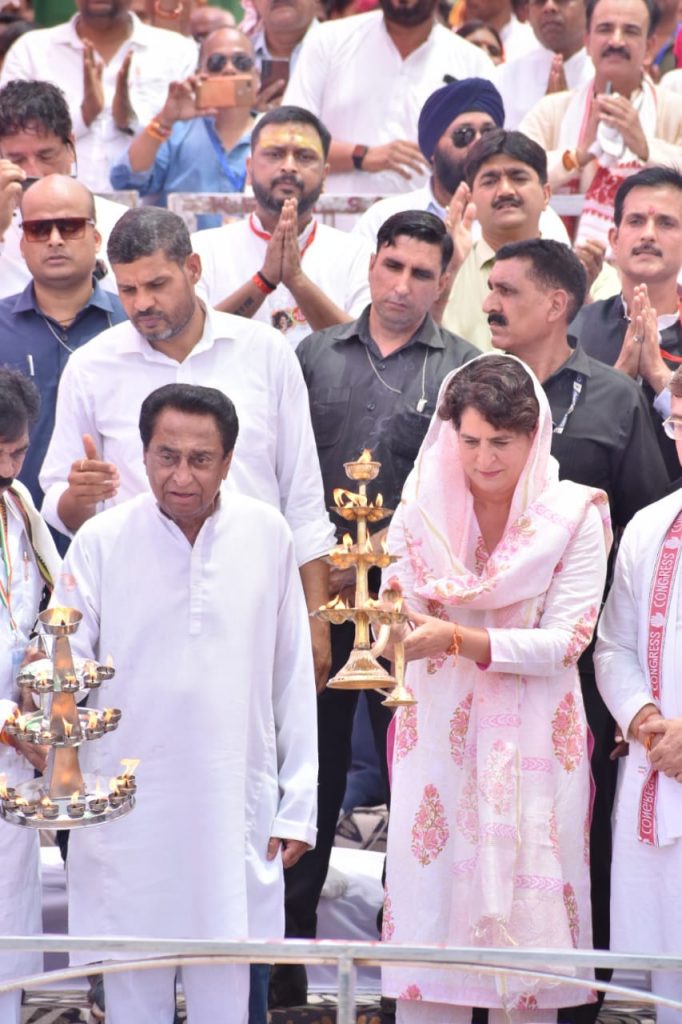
[353,78,571,254]
[0,79,129,300]
[573,167,682,481]
[110,27,259,220]
[0,174,126,512]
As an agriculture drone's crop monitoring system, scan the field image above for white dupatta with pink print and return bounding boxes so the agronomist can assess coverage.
[382,355,612,1012]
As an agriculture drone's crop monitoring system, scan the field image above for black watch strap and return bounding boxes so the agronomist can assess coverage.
[352,144,369,170]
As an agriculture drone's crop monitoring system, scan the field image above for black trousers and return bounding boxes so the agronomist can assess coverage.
[283,621,391,939]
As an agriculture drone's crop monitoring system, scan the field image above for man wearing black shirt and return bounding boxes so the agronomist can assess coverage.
[484,237,669,1024]
[573,166,682,480]
[276,211,477,1008]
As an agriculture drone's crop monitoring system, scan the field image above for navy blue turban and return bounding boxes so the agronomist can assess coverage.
[417,78,505,161]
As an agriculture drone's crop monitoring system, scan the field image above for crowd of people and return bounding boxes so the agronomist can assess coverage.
[0,0,681,1023]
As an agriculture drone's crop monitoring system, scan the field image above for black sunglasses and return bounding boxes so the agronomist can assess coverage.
[451,124,496,149]
[21,217,95,242]
[205,52,255,74]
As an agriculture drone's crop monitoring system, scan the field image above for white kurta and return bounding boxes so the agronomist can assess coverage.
[595,489,682,958]
[193,217,372,350]
[54,491,318,954]
[0,483,61,982]
[493,45,594,130]
[38,304,335,565]
[283,11,493,196]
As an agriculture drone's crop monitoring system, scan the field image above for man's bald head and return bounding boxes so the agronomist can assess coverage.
[20,173,96,221]
[19,174,101,290]
[189,5,235,41]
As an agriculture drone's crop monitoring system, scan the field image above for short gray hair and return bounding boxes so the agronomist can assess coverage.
[107,207,192,267]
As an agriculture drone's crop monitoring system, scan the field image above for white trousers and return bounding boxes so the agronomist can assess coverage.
[652,970,682,1023]
[0,989,21,1024]
[104,963,249,1024]
[396,1002,557,1023]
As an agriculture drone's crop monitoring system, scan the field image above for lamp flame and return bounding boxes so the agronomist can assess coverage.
[375,493,383,508]
[106,654,114,669]
[0,775,7,799]
[62,718,73,738]
[120,758,140,777]
[70,791,81,805]
[333,488,366,508]
[103,708,114,724]
[109,777,120,796]
[87,711,98,729]
[358,448,373,463]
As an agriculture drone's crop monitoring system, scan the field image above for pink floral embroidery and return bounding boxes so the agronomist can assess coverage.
[426,599,450,674]
[549,808,560,860]
[584,810,591,865]
[449,693,473,766]
[404,528,433,588]
[563,882,580,946]
[474,534,488,575]
[513,994,539,1011]
[382,891,394,940]
[456,770,479,844]
[479,739,516,814]
[426,598,448,619]
[395,699,417,763]
[411,784,450,865]
[399,984,423,1000]
[552,693,584,773]
[562,605,599,667]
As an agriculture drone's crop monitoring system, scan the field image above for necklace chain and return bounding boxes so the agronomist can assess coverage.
[364,344,430,411]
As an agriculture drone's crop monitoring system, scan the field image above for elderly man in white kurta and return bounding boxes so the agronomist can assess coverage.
[0,369,61,1024]
[53,382,318,1024]
[595,366,682,1022]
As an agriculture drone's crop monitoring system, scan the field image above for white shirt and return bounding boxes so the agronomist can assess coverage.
[193,215,373,349]
[494,44,594,129]
[0,194,128,299]
[498,14,539,62]
[39,304,335,565]
[283,10,494,195]
[57,490,317,948]
[351,178,571,245]
[0,14,197,192]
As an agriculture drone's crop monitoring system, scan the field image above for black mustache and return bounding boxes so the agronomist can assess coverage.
[632,244,662,256]
[0,476,14,488]
[272,174,304,189]
[601,46,629,59]
[487,313,508,327]
[492,196,522,209]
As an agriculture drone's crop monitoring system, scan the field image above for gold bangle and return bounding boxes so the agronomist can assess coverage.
[445,623,462,663]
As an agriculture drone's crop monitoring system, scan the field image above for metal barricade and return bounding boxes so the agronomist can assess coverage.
[167,193,385,231]
[0,936,680,1023]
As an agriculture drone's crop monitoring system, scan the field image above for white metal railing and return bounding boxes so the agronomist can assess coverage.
[0,937,679,1023]
[167,192,387,230]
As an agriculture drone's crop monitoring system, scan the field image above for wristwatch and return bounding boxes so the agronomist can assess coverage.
[352,144,369,171]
